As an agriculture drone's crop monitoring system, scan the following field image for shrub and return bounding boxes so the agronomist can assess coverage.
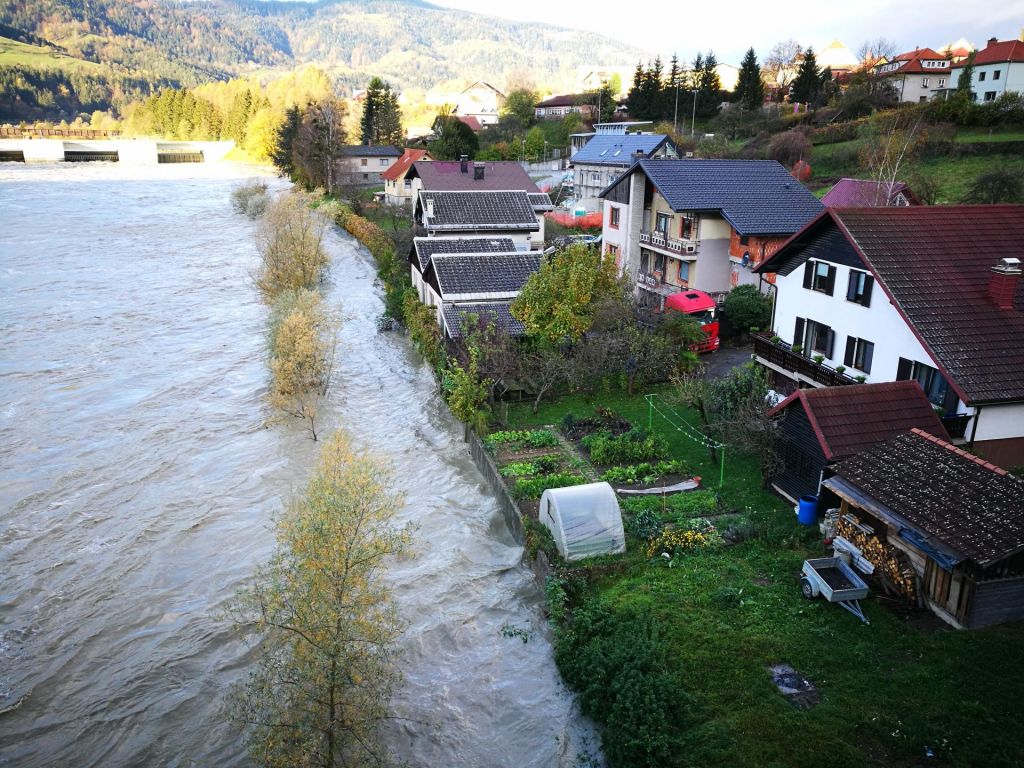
[254,193,330,301]
[626,508,663,541]
[402,290,445,371]
[645,528,711,558]
[582,428,668,465]
[601,460,688,485]
[767,129,812,166]
[512,472,587,500]
[230,179,268,217]
[721,284,772,339]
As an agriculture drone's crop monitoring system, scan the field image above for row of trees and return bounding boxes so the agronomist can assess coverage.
[626,53,723,123]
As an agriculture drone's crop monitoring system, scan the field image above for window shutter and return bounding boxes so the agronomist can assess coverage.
[825,265,837,296]
[803,261,814,289]
[794,317,805,348]
[846,272,858,302]
[896,357,912,380]
[844,337,856,367]
[825,328,835,358]
[861,274,874,306]
[862,342,874,374]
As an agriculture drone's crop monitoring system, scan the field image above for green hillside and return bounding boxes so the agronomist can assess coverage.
[0,35,103,72]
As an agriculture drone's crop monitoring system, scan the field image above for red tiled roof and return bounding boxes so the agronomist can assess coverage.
[410,160,541,193]
[380,149,429,182]
[830,206,1024,404]
[970,39,1024,65]
[458,115,483,131]
[768,382,949,460]
[830,429,1024,567]
[822,178,919,207]
[877,47,950,74]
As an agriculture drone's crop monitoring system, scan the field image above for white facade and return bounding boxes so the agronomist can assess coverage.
[954,61,1024,102]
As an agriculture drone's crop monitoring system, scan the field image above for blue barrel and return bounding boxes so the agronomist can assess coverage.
[797,495,819,526]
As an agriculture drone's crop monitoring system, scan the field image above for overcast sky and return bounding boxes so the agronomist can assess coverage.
[432,0,1024,64]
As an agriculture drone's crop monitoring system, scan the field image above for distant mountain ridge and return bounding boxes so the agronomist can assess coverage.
[0,0,646,94]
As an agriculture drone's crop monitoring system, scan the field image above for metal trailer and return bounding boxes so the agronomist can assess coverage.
[800,556,871,624]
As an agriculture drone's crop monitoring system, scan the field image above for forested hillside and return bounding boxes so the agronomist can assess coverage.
[0,0,642,122]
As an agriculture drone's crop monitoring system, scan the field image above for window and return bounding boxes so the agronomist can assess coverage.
[985,91,997,102]
[844,336,874,373]
[362,173,369,180]
[993,70,1001,80]
[591,172,600,182]
[606,243,620,264]
[640,251,650,274]
[922,77,930,87]
[677,261,690,283]
[655,212,671,234]
[380,158,389,167]
[803,260,836,295]
[808,320,834,357]
[938,78,946,88]
[897,358,951,408]
[846,270,874,306]
[739,234,749,246]
[979,71,986,81]
[404,178,412,189]
[361,158,368,166]
[680,214,697,240]
[609,206,621,228]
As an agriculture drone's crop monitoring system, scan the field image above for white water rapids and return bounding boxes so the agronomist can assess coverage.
[0,162,598,767]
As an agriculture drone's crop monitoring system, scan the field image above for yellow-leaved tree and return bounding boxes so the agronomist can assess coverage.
[230,430,412,768]
[254,192,331,302]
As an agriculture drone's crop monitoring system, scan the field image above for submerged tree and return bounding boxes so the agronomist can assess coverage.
[254,193,331,301]
[229,430,411,767]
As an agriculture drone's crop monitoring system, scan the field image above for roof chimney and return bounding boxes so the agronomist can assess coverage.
[989,257,1021,310]
[473,163,485,181]
[460,154,468,173]
[426,198,434,219]
[988,37,999,48]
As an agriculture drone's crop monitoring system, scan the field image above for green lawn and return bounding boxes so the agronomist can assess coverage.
[954,128,1024,143]
[0,37,103,73]
[503,388,1024,768]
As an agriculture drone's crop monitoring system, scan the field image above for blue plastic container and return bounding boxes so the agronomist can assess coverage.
[797,495,819,526]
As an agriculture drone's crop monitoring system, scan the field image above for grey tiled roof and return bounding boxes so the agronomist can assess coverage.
[412,161,541,193]
[411,236,517,273]
[339,144,401,157]
[420,190,539,231]
[431,252,542,297]
[573,134,670,166]
[442,302,527,338]
[605,158,824,235]
[528,192,555,211]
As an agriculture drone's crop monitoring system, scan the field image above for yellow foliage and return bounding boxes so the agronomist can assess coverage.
[646,528,710,558]
[254,192,331,301]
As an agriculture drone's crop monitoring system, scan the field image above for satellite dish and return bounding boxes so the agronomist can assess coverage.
[741,251,751,268]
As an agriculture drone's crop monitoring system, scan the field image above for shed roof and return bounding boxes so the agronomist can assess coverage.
[442,301,526,338]
[411,160,540,193]
[603,158,823,235]
[430,252,541,298]
[419,190,540,232]
[411,236,517,273]
[768,382,949,461]
[757,206,1024,404]
[572,134,671,166]
[828,429,1024,567]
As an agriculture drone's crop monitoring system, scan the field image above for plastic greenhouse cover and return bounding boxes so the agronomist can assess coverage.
[540,482,625,561]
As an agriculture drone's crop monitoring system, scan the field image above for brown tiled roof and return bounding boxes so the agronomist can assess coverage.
[458,115,483,131]
[381,149,428,182]
[536,93,594,108]
[768,382,949,460]
[831,206,1024,404]
[830,429,1024,567]
[411,160,541,193]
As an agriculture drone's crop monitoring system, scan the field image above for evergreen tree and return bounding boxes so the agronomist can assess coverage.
[734,47,765,110]
[790,47,822,105]
[957,51,976,93]
[272,104,300,179]
[627,61,646,117]
[359,77,383,144]
[694,51,722,119]
[360,77,403,146]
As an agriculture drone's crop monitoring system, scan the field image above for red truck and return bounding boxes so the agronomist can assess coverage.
[665,289,720,354]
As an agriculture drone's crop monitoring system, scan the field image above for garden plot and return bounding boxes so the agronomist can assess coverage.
[485,429,589,519]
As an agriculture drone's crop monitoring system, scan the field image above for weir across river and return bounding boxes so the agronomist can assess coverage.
[0,139,234,164]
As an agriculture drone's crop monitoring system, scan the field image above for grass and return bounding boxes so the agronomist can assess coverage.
[0,37,103,73]
[503,387,1024,768]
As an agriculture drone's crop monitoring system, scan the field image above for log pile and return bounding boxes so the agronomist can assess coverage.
[836,515,917,601]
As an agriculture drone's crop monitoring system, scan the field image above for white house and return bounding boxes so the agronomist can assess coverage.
[754,206,1024,467]
[874,47,951,102]
[570,131,676,213]
[455,81,506,126]
[950,36,1024,102]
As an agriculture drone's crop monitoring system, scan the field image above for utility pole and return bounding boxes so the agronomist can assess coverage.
[673,83,680,134]
[691,89,699,137]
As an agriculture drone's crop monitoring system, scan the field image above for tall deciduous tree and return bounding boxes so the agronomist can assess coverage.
[229,430,411,766]
[501,88,538,126]
[765,39,803,95]
[428,109,479,159]
[294,98,347,193]
[733,48,765,110]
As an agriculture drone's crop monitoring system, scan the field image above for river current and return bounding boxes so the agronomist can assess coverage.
[0,162,596,767]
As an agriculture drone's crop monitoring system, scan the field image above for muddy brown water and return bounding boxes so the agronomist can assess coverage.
[0,163,599,767]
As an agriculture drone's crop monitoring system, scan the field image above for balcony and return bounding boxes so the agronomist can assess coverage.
[752,332,860,388]
[639,229,697,257]
[940,413,972,441]
[637,272,679,298]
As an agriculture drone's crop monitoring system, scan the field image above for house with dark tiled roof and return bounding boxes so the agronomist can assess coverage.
[409,235,517,309]
[382,149,432,207]
[335,145,402,187]
[442,302,526,340]
[754,205,1024,466]
[822,178,920,208]
[822,429,1024,628]
[571,133,677,212]
[535,93,597,120]
[873,47,951,102]
[767,382,949,502]
[414,189,540,249]
[950,35,1024,102]
[598,158,823,305]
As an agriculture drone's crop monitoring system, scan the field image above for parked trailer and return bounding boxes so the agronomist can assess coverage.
[800,557,870,624]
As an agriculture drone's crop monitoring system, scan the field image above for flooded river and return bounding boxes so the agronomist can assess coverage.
[0,163,596,766]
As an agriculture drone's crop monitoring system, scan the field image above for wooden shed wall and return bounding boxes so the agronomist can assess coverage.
[967,576,1024,628]
[774,401,827,502]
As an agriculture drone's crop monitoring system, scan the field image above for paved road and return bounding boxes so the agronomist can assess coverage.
[701,344,754,378]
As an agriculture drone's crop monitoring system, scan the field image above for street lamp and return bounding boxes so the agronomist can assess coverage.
[673,83,680,134]
[690,89,699,138]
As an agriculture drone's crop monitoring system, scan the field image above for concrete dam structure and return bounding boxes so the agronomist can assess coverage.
[0,139,235,164]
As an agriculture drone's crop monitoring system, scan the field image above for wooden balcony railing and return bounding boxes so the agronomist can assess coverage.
[752,332,860,388]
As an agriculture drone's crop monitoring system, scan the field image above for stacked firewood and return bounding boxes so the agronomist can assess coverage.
[836,516,917,601]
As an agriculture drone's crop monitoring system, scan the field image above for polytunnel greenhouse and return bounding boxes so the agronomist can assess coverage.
[539,482,626,561]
